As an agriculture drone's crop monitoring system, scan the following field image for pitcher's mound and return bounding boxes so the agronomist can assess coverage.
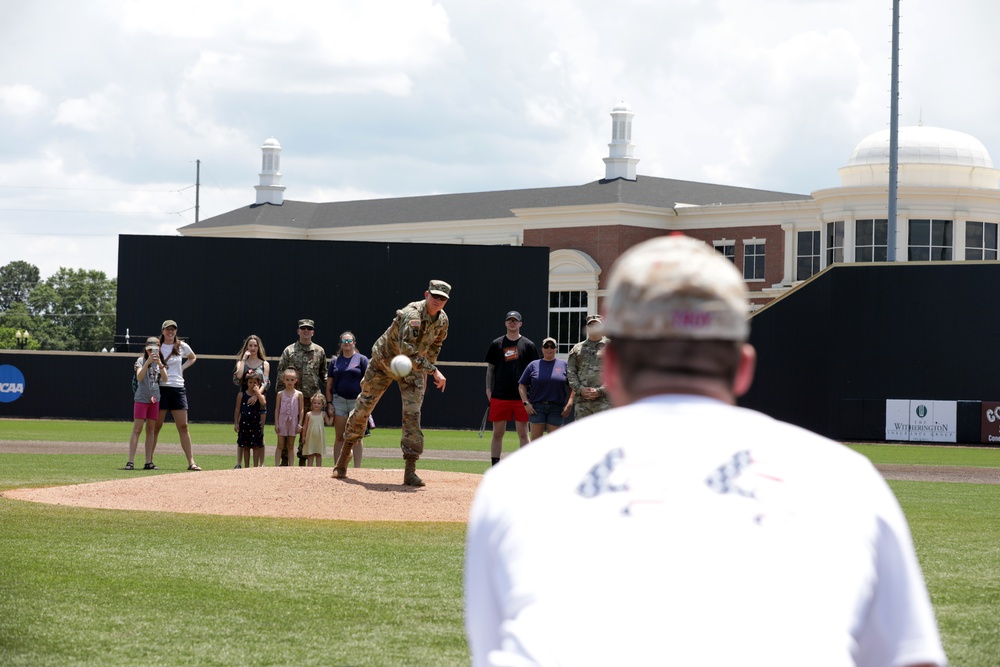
[2,468,481,522]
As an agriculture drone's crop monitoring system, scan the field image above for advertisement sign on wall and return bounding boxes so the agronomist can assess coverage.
[885,399,957,443]
[980,402,1000,444]
[0,365,25,403]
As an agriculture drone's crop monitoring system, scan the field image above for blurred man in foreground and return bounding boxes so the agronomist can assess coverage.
[464,234,945,667]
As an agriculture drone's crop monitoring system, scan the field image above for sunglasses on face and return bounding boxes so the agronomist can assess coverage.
[542,344,556,349]
[429,294,449,302]
[341,339,354,344]
[299,326,314,331]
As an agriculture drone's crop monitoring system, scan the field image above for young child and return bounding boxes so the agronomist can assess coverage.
[234,373,267,468]
[274,368,304,467]
[128,337,168,470]
[301,393,333,467]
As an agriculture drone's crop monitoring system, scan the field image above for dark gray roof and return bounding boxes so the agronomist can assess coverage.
[180,176,811,231]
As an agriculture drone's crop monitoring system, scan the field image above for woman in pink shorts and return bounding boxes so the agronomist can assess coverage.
[127,337,167,470]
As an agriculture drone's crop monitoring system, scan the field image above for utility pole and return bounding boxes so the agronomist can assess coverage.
[887,0,900,261]
[195,159,201,224]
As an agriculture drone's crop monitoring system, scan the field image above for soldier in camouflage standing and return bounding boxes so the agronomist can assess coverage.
[276,319,328,466]
[567,314,611,420]
[333,280,451,487]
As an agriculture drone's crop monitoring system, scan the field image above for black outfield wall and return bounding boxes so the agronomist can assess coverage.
[0,351,484,429]
[740,262,1000,443]
[0,235,550,429]
[115,234,550,361]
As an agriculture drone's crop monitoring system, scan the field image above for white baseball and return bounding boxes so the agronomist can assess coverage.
[390,354,413,378]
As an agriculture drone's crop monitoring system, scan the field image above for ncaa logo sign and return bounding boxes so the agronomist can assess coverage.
[0,365,26,403]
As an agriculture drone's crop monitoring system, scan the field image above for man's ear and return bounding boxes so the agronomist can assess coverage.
[732,343,756,398]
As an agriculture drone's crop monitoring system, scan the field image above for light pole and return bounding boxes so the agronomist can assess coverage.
[15,330,30,350]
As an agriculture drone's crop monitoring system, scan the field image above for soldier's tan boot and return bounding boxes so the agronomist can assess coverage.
[332,442,355,479]
[403,459,425,487]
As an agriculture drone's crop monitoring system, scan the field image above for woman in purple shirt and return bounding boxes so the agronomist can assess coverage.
[518,337,574,441]
[326,331,369,467]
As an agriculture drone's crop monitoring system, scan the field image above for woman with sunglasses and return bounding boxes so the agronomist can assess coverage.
[326,331,369,468]
[517,337,574,440]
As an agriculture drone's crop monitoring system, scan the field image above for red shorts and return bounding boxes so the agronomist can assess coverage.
[489,398,529,423]
[133,401,160,421]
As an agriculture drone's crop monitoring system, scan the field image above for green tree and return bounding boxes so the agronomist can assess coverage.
[0,303,42,350]
[28,268,117,351]
[0,261,41,311]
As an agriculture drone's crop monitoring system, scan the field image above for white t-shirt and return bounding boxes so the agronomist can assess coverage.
[159,341,192,388]
[464,395,947,667]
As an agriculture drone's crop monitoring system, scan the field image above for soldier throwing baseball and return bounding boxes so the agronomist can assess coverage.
[333,280,451,487]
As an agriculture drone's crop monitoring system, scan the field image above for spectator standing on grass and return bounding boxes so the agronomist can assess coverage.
[484,310,538,465]
[152,320,201,471]
[333,280,451,487]
[276,319,327,466]
[326,331,369,468]
[517,337,573,441]
[464,234,947,667]
[273,369,304,467]
[232,334,270,469]
[127,337,168,471]
[302,393,332,467]
[233,373,266,468]
[566,313,611,420]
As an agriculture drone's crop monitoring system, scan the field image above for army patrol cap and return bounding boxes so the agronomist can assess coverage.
[428,280,451,298]
[161,319,177,330]
[298,319,315,328]
[603,234,749,341]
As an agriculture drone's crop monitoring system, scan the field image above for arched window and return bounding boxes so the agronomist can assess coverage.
[548,250,601,354]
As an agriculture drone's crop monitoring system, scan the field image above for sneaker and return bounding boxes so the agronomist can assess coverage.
[142,462,158,470]
[234,464,242,469]
[125,461,134,470]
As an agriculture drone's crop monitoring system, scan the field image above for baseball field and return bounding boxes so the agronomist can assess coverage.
[1,419,998,666]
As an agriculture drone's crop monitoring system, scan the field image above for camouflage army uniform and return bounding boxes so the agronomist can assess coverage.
[344,299,449,461]
[566,336,611,419]
[276,342,328,404]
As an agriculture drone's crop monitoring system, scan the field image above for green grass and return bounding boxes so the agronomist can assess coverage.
[0,418,488,451]
[1,423,999,665]
[848,443,1000,468]
[888,481,1000,667]
[0,501,467,666]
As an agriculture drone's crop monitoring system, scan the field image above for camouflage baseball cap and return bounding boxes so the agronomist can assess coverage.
[586,314,603,325]
[603,234,749,341]
[298,319,315,328]
[428,280,451,298]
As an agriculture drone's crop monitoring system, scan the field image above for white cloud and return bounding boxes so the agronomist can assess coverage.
[0,84,47,116]
[3,0,1000,279]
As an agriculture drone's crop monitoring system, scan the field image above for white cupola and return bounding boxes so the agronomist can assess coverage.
[603,101,639,181]
[254,137,286,205]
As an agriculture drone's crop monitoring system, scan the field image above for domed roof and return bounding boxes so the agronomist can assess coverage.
[847,126,993,169]
[612,100,632,113]
[262,137,281,149]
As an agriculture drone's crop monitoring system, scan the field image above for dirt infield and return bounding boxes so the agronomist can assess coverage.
[2,467,479,522]
[2,440,998,522]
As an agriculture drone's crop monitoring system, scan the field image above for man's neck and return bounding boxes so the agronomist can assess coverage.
[506,333,521,341]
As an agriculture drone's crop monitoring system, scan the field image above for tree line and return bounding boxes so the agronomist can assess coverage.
[0,260,117,351]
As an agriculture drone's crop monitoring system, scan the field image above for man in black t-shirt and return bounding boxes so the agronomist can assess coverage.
[484,310,539,465]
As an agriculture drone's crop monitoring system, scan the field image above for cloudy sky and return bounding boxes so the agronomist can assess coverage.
[2,0,998,279]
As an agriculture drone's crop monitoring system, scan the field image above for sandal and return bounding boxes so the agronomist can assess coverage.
[143,462,159,470]
[125,461,134,470]
[187,464,203,471]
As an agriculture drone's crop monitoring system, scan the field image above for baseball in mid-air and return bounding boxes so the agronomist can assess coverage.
[390,354,413,378]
